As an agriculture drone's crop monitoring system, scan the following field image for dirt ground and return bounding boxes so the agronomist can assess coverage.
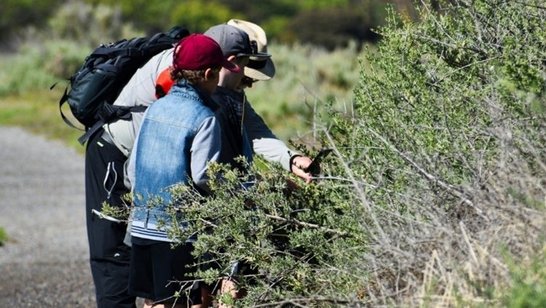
[0,126,96,307]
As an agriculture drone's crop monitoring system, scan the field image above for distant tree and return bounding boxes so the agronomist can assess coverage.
[288,3,385,49]
[216,0,299,21]
[216,0,391,47]
[85,0,238,33]
[0,0,63,51]
[169,0,240,33]
[85,0,179,31]
[215,0,354,44]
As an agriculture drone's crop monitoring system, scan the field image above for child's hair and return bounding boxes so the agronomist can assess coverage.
[171,67,220,85]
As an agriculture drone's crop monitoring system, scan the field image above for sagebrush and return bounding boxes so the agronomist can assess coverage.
[165,0,545,306]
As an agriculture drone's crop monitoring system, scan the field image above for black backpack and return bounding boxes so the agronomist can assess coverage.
[57,26,189,144]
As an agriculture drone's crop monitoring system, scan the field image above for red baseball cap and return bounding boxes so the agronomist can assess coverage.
[172,34,240,73]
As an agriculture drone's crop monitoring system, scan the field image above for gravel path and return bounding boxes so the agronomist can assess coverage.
[0,126,95,307]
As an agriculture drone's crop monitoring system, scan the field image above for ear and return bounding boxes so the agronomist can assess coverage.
[226,55,237,62]
[204,68,217,81]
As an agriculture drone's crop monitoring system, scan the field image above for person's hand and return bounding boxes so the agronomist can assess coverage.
[290,155,313,183]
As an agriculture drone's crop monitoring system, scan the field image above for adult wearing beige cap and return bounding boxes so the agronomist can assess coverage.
[209,19,314,307]
[227,18,276,82]
[212,19,314,184]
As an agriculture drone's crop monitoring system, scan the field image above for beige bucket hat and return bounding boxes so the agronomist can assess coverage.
[227,19,276,80]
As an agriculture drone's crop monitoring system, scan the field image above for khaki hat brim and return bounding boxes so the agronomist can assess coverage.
[245,58,275,80]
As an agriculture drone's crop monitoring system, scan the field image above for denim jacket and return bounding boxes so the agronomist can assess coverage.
[130,80,220,242]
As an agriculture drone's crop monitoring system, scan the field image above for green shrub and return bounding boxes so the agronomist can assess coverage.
[0,227,7,246]
[0,1,144,97]
[0,46,58,97]
[86,0,238,34]
[505,247,546,308]
[0,0,63,48]
[48,1,126,46]
[319,0,545,305]
[0,39,87,97]
[164,160,366,306]
[164,0,545,306]
[247,41,365,139]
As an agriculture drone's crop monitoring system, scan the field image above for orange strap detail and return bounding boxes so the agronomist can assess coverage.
[155,67,174,99]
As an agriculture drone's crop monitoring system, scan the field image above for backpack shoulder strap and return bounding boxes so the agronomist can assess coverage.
[58,86,85,131]
[77,105,148,145]
[57,26,190,144]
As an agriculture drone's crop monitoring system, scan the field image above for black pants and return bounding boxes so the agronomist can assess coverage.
[85,131,136,308]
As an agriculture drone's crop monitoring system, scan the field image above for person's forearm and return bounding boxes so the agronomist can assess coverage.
[253,137,300,171]
[244,102,301,170]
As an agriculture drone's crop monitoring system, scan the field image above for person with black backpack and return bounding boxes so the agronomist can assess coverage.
[78,31,188,308]
[81,29,190,308]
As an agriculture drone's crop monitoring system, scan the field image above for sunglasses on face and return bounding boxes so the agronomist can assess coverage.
[241,76,259,87]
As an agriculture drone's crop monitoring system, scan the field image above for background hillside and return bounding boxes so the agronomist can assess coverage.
[1,0,419,51]
[1,0,394,140]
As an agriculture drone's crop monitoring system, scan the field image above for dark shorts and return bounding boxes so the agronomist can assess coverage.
[128,237,202,305]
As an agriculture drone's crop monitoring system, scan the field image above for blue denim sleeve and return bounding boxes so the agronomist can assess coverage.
[190,115,221,192]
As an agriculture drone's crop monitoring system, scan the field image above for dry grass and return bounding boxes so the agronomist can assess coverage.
[344,130,546,307]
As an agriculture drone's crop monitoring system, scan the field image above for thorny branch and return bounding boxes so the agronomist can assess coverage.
[367,128,483,216]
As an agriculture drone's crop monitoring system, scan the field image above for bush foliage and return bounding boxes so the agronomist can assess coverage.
[159,0,545,306]
[0,227,7,246]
